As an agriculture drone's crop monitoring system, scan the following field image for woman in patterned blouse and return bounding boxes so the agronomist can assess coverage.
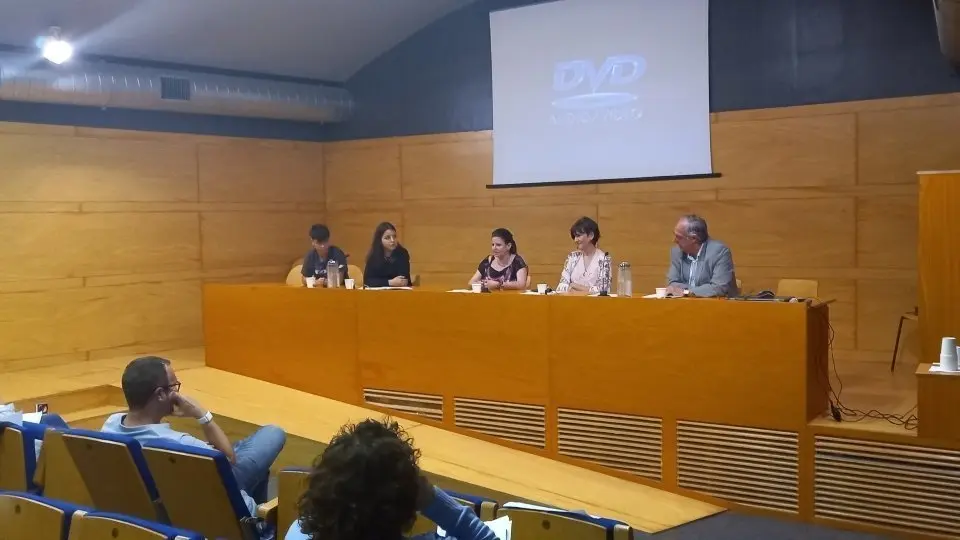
[556,216,611,294]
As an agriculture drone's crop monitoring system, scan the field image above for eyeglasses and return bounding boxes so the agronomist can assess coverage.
[158,382,181,393]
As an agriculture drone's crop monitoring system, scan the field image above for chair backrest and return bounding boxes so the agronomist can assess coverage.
[0,491,90,540]
[61,429,162,521]
[277,467,310,537]
[0,421,45,491]
[33,429,95,507]
[497,506,632,540]
[348,264,363,286]
[142,441,252,540]
[776,278,819,299]
[286,264,304,287]
[69,511,203,540]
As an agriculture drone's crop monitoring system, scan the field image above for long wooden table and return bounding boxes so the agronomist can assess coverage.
[204,284,829,433]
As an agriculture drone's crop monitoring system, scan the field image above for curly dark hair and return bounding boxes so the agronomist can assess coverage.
[297,418,423,540]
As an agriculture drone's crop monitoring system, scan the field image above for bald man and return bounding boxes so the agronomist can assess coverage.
[665,215,738,297]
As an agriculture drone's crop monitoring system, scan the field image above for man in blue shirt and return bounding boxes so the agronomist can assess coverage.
[101,356,286,515]
[300,224,349,286]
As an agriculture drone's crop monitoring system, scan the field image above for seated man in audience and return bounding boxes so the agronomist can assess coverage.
[287,418,497,540]
[666,214,739,297]
[101,356,286,515]
[1,396,70,457]
[301,223,349,287]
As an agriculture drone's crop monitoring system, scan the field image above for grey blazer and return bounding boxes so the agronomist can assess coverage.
[666,239,739,298]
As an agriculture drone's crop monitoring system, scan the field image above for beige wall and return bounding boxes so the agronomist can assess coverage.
[0,123,323,372]
[0,92,956,372]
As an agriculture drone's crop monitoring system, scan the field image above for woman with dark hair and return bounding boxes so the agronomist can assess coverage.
[285,419,497,540]
[468,228,529,290]
[556,216,611,294]
[363,222,411,288]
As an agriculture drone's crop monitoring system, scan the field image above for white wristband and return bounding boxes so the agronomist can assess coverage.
[197,411,214,425]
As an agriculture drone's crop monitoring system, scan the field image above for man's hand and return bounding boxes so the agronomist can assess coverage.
[171,393,207,419]
[388,276,409,287]
[666,285,685,297]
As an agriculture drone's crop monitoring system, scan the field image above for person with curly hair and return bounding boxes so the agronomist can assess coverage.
[285,418,499,540]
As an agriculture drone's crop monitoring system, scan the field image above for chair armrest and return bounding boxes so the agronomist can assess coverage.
[257,497,279,526]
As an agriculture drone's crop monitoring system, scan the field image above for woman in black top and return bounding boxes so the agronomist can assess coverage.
[468,228,528,291]
[364,222,411,288]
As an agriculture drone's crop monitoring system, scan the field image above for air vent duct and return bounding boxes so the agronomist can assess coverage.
[934,0,960,72]
[0,53,353,122]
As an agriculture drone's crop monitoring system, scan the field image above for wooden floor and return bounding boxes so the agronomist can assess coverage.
[0,346,729,534]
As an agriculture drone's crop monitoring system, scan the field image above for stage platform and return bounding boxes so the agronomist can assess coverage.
[0,346,724,535]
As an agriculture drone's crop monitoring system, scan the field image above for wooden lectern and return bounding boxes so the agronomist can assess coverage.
[918,170,960,363]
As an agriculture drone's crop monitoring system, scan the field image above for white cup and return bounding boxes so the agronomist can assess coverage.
[471,283,482,293]
[344,278,355,290]
[655,287,667,298]
[305,277,317,289]
[941,337,957,356]
[942,352,959,371]
[537,283,547,295]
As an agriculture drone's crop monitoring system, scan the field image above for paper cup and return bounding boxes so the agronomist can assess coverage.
[305,277,316,289]
[344,279,355,290]
[537,283,547,294]
[942,352,959,372]
[655,287,667,298]
[471,283,482,293]
[941,337,957,356]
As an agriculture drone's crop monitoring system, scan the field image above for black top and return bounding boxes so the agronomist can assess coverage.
[301,246,349,279]
[364,246,411,287]
[477,255,527,283]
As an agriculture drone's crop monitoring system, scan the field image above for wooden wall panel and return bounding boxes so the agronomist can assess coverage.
[322,93,960,367]
[198,142,324,202]
[0,127,324,371]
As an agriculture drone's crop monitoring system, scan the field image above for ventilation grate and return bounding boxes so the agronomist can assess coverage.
[454,397,544,448]
[362,388,442,422]
[815,436,960,537]
[160,76,191,100]
[558,408,662,480]
[678,421,798,513]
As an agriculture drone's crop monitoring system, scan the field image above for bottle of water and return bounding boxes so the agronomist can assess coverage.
[618,262,632,297]
[326,260,340,288]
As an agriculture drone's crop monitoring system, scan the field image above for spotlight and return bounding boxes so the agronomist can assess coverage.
[41,27,72,64]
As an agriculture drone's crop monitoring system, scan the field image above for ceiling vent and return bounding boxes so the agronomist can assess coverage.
[934,0,960,72]
[0,53,353,123]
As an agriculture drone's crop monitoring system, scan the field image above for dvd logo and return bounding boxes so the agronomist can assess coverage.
[552,55,646,110]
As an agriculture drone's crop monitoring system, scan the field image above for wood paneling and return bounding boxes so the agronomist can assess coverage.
[323,93,960,366]
[0,126,323,371]
[918,171,960,362]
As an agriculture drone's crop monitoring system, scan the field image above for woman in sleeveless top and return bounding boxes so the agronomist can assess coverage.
[468,228,529,291]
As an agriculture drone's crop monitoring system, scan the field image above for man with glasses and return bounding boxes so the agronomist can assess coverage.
[101,356,286,514]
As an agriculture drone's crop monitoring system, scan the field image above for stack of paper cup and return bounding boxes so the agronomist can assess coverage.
[940,337,959,371]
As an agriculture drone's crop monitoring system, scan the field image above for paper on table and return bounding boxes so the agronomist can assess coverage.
[364,286,413,290]
[502,501,603,519]
[438,515,512,540]
[929,363,960,374]
[22,412,43,423]
[447,289,475,293]
[521,290,553,295]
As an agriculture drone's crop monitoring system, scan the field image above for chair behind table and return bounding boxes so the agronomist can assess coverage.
[496,504,633,540]
[69,511,204,540]
[60,428,164,522]
[277,467,310,537]
[0,421,45,492]
[0,490,91,540]
[141,440,262,540]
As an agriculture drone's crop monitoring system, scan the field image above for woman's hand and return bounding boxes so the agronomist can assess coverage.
[570,282,590,292]
[483,279,501,290]
[388,276,409,287]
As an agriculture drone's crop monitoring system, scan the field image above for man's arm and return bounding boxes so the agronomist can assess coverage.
[689,247,734,298]
[666,249,686,288]
[417,477,498,540]
[172,393,236,463]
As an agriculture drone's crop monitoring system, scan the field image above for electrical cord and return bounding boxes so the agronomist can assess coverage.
[813,305,918,430]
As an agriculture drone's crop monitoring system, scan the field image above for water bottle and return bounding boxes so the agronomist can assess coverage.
[326,260,340,288]
[618,262,632,297]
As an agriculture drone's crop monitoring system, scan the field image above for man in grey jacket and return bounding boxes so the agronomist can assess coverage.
[666,215,739,297]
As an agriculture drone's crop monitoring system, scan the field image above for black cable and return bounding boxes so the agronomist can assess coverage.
[813,305,918,430]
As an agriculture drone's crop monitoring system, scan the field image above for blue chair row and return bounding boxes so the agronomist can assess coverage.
[31,427,275,540]
[0,490,202,540]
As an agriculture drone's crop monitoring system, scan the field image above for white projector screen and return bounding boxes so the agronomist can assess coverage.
[489,0,712,186]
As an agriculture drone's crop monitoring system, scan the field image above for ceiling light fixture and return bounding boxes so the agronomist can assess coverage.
[41,27,73,64]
